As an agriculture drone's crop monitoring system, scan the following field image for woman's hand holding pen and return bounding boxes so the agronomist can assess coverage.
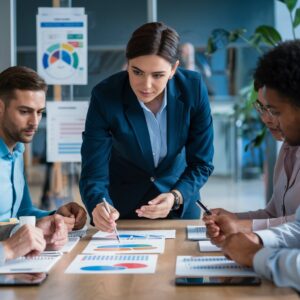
[136,193,174,219]
[92,202,120,232]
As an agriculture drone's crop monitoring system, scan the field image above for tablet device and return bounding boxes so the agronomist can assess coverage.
[175,276,261,286]
[0,273,47,286]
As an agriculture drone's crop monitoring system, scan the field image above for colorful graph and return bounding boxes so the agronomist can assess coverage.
[42,43,79,79]
[65,254,158,274]
[92,230,176,239]
[83,239,165,254]
[81,263,147,272]
[103,234,163,240]
[94,244,156,252]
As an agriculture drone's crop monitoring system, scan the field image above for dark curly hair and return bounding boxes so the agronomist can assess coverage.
[253,40,300,107]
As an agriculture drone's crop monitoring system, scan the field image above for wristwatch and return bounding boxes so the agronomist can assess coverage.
[170,191,181,210]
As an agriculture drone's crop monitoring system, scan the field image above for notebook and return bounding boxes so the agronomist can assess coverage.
[176,256,256,277]
[187,226,209,240]
[0,253,62,273]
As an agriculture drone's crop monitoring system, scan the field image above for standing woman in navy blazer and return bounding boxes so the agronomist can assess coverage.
[80,22,214,231]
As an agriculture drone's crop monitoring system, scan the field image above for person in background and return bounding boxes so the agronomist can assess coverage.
[80,22,214,231]
[205,40,300,291]
[0,66,87,231]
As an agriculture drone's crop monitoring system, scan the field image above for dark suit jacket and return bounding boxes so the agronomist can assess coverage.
[80,68,214,220]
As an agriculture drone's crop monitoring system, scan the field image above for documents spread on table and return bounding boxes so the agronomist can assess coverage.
[64,229,169,274]
[198,241,221,252]
[92,229,176,240]
[176,256,256,277]
[65,254,158,274]
[187,226,209,240]
[0,253,62,274]
[82,239,165,254]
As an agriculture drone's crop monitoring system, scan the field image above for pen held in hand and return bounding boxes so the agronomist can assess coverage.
[196,200,212,215]
[102,198,121,243]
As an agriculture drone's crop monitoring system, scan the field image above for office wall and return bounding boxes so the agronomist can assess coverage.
[16,0,274,98]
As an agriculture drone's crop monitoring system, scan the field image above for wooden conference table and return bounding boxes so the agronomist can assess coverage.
[0,220,298,300]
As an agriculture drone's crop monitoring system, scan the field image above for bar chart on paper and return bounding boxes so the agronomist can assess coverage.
[92,230,176,240]
[65,254,158,274]
[176,256,256,277]
[83,239,165,254]
[46,102,88,162]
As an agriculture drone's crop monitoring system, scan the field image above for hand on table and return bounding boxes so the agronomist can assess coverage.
[222,232,263,267]
[136,193,174,219]
[3,225,46,260]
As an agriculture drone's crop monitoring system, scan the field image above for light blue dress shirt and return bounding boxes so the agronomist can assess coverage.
[0,138,50,220]
[254,206,300,291]
[138,90,167,167]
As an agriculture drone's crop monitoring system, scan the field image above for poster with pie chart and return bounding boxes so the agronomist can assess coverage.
[82,239,165,254]
[65,254,158,274]
[37,7,87,85]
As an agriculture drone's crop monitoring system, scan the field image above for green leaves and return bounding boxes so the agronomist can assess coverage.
[278,0,298,11]
[251,26,282,47]
[293,8,300,28]
[206,28,246,54]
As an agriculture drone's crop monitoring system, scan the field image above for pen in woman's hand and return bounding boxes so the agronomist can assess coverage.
[102,198,121,243]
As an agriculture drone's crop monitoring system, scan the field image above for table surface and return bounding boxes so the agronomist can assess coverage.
[0,220,298,300]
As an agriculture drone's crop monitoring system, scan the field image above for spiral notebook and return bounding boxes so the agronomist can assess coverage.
[176,256,256,277]
[0,253,62,274]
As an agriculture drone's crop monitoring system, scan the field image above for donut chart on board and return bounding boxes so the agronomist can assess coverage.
[42,43,79,79]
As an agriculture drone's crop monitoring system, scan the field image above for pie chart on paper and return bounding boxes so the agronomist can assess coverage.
[42,43,79,80]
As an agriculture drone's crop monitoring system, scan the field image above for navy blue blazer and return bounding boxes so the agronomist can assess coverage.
[80,68,214,220]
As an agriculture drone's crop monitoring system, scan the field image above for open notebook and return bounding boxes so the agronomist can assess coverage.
[0,253,62,273]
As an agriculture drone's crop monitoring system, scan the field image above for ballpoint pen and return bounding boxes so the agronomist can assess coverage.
[102,198,121,243]
[196,200,212,215]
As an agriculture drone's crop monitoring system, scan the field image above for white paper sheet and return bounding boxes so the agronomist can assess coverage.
[82,239,165,254]
[59,237,80,253]
[198,241,221,252]
[0,254,62,273]
[65,254,158,274]
[187,225,209,240]
[176,256,256,277]
[46,102,89,162]
[92,229,176,240]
